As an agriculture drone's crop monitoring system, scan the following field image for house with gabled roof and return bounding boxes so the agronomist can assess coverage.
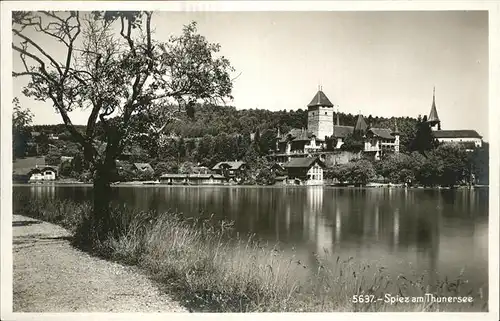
[133,163,154,173]
[211,161,247,178]
[282,157,325,185]
[28,166,57,182]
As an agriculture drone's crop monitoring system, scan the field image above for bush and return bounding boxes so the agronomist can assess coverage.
[256,168,276,185]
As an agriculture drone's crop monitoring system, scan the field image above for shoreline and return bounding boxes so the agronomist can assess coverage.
[13,181,489,190]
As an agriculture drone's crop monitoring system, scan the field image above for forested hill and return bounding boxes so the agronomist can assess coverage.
[27,105,419,153]
[162,104,415,138]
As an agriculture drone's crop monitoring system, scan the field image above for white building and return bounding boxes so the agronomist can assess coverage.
[29,166,57,182]
[427,87,483,149]
[433,130,483,148]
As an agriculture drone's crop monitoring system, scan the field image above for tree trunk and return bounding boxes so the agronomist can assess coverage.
[91,163,114,242]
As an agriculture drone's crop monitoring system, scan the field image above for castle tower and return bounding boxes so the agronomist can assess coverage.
[428,87,441,130]
[307,86,334,140]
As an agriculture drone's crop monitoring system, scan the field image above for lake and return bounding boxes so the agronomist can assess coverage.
[13,185,489,303]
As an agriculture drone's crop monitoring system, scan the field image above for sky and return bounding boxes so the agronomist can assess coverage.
[12,11,489,139]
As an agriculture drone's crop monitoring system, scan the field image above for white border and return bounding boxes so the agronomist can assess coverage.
[1,1,499,321]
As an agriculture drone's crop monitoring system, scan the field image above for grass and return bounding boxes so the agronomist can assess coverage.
[12,193,488,312]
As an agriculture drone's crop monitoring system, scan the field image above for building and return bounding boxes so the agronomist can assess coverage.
[159,173,226,185]
[133,163,154,173]
[29,166,57,182]
[364,126,400,158]
[307,87,335,140]
[211,161,247,178]
[159,173,188,184]
[274,88,400,162]
[433,130,483,149]
[282,157,325,185]
[426,87,483,149]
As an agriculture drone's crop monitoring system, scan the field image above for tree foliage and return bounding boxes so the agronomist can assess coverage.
[375,143,473,187]
[410,115,439,155]
[468,142,489,185]
[45,148,62,166]
[13,11,234,241]
[326,159,375,185]
[12,97,34,159]
[376,152,424,184]
[341,133,364,153]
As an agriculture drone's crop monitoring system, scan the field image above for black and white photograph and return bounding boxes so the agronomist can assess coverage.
[1,1,499,320]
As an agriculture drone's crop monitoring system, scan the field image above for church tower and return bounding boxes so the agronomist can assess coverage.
[428,87,441,130]
[307,86,334,140]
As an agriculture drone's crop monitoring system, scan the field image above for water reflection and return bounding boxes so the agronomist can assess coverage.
[14,185,488,296]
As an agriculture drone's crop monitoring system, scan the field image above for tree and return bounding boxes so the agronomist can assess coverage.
[71,153,84,174]
[376,153,421,184]
[415,154,443,187]
[469,142,489,185]
[13,12,234,242]
[325,164,350,183]
[410,115,439,156]
[12,97,33,159]
[256,168,276,185]
[179,161,195,174]
[258,129,276,156]
[433,143,468,187]
[45,148,62,166]
[326,159,375,185]
[153,160,179,177]
[341,133,364,153]
[195,134,216,166]
[59,159,73,177]
[349,159,376,185]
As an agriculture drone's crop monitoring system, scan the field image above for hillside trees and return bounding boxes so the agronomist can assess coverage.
[13,11,234,242]
[12,97,34,159]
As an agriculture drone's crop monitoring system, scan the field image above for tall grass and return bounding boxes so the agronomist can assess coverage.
[13,193,487,312]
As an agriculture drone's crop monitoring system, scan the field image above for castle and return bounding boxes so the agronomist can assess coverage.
[273,88,400,164]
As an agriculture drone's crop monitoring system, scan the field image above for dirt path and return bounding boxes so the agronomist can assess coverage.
[13,214,187,312]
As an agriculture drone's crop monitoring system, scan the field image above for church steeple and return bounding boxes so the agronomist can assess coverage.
[428,86,441,130]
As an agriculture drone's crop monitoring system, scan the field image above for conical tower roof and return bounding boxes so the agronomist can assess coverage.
[428,87,440,125]
[354,113,368,132]
[307,88,334,108]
